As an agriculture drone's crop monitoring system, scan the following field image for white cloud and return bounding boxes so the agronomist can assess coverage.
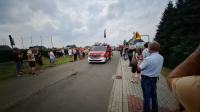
[0,0,173,48]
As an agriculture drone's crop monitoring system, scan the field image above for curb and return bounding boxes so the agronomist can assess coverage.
[108,58,128,112]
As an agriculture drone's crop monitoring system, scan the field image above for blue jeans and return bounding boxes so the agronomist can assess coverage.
[141,75,158,112]
[16,61,22,73]
[123,53,128,60]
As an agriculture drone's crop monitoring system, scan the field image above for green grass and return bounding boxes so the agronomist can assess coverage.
[0,57,171,80]
[0,56,71,81]
[0,62,16,80]
[161,67,172,78]
[41,56,71,69]
[0,62,30,81]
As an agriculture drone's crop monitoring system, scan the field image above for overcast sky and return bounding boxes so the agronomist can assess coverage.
[0,0,175,48]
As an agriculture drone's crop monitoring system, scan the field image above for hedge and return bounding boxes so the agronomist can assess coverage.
[0,50,13,63]
[0,49,50,63]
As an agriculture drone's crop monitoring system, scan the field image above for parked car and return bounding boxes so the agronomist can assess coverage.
[88,45,112,63]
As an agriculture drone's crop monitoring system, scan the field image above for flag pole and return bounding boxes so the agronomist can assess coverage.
[104,28,106,44]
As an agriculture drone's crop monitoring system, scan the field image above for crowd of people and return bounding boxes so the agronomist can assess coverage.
[12,41,200,111]
[120,41,200,112]
[67,47,88,62]
[13,47,89,77]
[120,42,150,83]
[121,41,164,112]
[13,47,43,76]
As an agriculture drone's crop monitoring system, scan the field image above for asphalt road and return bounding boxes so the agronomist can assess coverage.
[6,52,120,112]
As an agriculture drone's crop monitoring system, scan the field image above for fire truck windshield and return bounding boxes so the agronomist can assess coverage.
[91,46,107,51]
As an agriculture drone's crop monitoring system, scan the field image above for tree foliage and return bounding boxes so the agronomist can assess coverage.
[155,0,200,68]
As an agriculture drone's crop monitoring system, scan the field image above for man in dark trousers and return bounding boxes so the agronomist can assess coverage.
[13,48,23,76]
[73,48,77,61]
[127,46,135,67]
[138,41,164,112]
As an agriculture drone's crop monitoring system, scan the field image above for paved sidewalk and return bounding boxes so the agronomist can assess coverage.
[108,58,178,112]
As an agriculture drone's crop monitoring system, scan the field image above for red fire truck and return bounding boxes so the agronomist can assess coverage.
[88,45,112,63]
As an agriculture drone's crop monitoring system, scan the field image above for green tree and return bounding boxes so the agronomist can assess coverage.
[155,0,200,68]
[155,1,176,67]
[170,0,200,68]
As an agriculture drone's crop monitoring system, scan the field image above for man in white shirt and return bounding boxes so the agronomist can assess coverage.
[68,48,73,62]
[138,41,164,112]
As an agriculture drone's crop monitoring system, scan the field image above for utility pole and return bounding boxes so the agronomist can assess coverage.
[21,37,24,49]
[0,33,5,45]
[3,38,6,45]
[30,36,33,46]
[51,36,54,48]
[40,36,42,47]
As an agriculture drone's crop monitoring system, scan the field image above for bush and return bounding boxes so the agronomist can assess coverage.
[0,50,13,63]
